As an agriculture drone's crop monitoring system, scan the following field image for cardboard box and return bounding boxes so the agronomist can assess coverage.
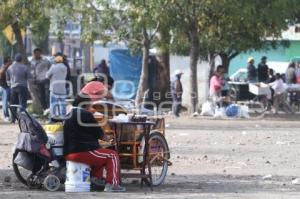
[249,83,271,96]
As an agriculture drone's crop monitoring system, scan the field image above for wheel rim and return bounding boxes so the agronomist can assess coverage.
[27,174,42,189]
[44,175,61,191]
[147,133,169,186]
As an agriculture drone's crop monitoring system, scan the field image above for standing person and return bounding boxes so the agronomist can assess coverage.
[295,62,300,84]
[286,62,296,84]
[247,57,257,83]
[93,59,110,78]
[64,95,125,192]
[0,56,12,122]
[7,54,32,122]
[209,65,225,107]
[269,73,293,114]
[267,68,276,108]
[46,53,67,121]
[257,56,269,82]
[30,48,51,111]
[55,53,71,95]
[171,70,183,117]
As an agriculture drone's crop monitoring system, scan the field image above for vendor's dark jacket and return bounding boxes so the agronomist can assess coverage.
[257,62,269,82]
[247,63,257,81]
[63,108,103,155]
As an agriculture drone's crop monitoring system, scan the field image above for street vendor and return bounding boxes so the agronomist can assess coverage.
[268,73,294,114]
[209,65,225,107]
[63,94,126,192]
[87,76,115,100]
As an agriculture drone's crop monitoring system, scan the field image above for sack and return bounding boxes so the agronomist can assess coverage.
[214,107,226,118]
[200,101,215,116]
[14,151,34,170]
[16,132,42,153]
[225,104,240,117]
[240,105,250,118]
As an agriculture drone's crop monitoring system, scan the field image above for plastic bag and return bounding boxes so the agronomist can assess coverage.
[214,107,226,118]
[240,105,250,118]
[14,151,34,171]
[200,101,215,116]
[225,104,240,117]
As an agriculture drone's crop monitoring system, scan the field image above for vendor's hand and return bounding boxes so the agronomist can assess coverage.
[101,134,107,141]
[88,107,96,114]
[109,139,114,144]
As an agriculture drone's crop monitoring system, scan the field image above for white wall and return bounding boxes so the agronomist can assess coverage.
[93,45,211,109]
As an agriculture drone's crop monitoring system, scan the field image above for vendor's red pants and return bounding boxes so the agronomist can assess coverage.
[65,148,120,185]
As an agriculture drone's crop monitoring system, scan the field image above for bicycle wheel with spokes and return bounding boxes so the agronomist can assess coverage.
[145,132,170,186]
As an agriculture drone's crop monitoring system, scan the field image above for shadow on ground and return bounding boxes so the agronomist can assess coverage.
[1,169,300,195]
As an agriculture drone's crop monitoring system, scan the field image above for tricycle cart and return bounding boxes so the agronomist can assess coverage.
[93,101,171,188]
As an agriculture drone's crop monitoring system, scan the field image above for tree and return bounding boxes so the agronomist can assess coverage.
[167,0,207,113]
[76,0,167,106]
[198,0,300,76]
[0,0,72,114]
[168,0,300,107]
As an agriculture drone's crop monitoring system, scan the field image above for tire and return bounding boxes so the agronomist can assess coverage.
[13,150,30,186]
[229,87,237,103]
[43,175,61,192]
[145,132,170,186]
[248,96,268,115]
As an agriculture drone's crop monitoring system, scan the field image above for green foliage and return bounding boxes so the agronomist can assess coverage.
[167,0,300,62]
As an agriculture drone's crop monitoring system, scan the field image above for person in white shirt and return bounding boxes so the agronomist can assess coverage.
[269,73,293,114]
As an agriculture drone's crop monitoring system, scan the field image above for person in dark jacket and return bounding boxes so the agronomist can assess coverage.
[7,54,32,122]
[247,57,257,83]
[0,56,12,122]
[30,48,51,110]
[93,59,109,78]
[171,70,183,117]
[63,95,125,192]
[257,56,269,82]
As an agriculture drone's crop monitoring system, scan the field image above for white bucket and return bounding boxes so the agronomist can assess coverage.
[65,161,91,192]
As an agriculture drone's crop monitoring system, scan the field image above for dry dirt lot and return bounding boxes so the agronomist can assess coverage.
[1,115,300,199]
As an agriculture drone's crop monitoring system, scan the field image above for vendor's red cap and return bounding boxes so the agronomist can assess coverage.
[80,81,107,101]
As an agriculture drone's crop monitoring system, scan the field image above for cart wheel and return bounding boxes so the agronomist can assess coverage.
[43,175,61,191]
[12,150,32,186]
[248,96,268,115]
[229,87,237,103]
[145,132,170,186]
[27,174,42,189]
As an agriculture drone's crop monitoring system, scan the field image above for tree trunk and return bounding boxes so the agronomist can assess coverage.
[155,30,171,105]
[11,22,29,65]
[31,17,50,54]
[219,52,230,73]
[188,28,199,113]
[135,37,150,106]
[208,53,216,80]
[32,32,49,54]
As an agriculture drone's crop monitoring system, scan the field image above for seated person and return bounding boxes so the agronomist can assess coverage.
[87,75,114,100]
[63,94,126,192]
[81,81,110,101]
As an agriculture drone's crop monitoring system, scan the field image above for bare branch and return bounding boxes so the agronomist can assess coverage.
[149,21,160,41]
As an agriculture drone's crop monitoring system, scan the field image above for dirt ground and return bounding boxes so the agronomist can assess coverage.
[1,115,300,198]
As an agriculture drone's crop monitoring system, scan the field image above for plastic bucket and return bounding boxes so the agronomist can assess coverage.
[44,123,64,145]
[65,161,91,192]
